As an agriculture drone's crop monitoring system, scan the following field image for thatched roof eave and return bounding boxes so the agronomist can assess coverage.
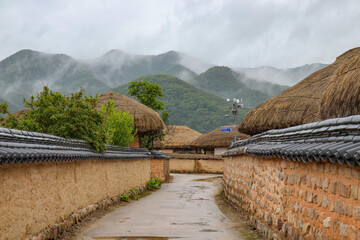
[191,125,249,148]
[239,47,360,136]
[95,91,165,136]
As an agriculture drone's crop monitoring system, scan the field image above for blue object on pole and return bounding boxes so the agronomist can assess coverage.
[221,128,231,132]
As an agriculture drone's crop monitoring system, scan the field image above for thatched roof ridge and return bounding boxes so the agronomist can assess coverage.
[191,126,249,148]
[238,47,360,136]
[95,91,165,135]
[320,47,360,119]
[153,125,202,149]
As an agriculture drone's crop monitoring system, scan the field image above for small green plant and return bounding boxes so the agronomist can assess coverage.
[146,177,162,190]
[120,193,129,202]
[129,188,139,200]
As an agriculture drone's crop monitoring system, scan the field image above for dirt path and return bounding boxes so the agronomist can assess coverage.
[60,174,263,240]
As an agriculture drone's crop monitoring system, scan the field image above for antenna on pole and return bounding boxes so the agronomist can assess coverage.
[224,98,243,142]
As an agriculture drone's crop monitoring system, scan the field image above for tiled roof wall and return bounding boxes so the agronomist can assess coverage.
[224,115,360,167]
[0,127,169,165]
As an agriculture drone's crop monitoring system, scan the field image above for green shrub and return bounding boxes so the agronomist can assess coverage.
[120,193,129,202]
[146,177,162,190]
[129,188,140,200]
[0,86,107,152]
[99,99,136,146]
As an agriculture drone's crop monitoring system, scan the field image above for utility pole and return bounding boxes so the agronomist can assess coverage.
[225,98,243,142]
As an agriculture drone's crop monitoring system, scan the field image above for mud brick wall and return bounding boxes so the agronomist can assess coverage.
[150,158,170,182]
[169,154,224,173]
[223,155,360,240]
[0,159,151,240]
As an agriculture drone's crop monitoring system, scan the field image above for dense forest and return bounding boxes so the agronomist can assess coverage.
[112,74,250,133]
[190,66,288,108]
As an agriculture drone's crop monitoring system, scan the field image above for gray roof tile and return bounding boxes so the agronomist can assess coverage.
[224,115,360,167]
[0,127,170,165]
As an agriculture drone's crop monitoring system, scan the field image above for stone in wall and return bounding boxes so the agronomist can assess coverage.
[223,155,360,240]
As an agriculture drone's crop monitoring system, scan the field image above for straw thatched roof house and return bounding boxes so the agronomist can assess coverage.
[95,91,165,147]
[191,125,249,155]
[239,47,360,136]
[320,48,360,119]
[153,125,202,153]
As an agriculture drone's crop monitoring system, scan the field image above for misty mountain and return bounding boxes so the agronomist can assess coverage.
[190,66,288,108]
[0,49,324,113]
[0,49,108,109]
[160,64,197,81]
[238,63,328,86]
[88,50,209,86]
[112,74,249,133]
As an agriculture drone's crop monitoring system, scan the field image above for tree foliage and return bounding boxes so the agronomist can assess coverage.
[128,78,169,149]
[128,78,165,111]
[0,86,135,152]
[99,100,136,146]
[113,74,250,133]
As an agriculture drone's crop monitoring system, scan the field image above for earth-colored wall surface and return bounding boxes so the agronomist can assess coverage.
[0,159,150,240]
[169,154,223,173]
[150,159,170,182]
[170,158,196,172]
[223,155,360,240]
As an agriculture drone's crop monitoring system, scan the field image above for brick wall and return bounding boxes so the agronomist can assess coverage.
[223,155,360,240]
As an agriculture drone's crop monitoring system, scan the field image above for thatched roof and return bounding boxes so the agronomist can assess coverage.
[191,125,249,148]
[239,47,360,136]
[95,91,165,136]
[1,109,30,124]
[11,108,29,119]
[153,125,202,149]
[320,48,360,119]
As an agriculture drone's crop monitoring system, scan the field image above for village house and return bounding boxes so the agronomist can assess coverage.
[153,125,202,154]
[96,91,165,148]
[191,125,249,156]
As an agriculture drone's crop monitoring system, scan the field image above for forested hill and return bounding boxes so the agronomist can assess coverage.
[112,74,250,133]
[190,66,288,108]
[89,50,206,86]
[0,49,108,110]
[0,49,325,113]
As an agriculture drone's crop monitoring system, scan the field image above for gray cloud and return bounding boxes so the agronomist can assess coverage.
[0,0,360,68]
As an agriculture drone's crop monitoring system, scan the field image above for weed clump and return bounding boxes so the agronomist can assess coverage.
[146,177,162,190]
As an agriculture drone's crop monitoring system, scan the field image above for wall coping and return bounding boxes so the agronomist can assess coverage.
[224,115,360,167]
[0,127,170,165]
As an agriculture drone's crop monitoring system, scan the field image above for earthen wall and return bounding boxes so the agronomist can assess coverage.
[150,159,170,182]
[170,158,223,173]
[223,155,360,240]
[0,159,151,240]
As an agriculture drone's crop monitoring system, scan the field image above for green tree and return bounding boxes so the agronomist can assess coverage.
[128,78,165,111]
[99,100,136,146]
[0,86,107,152]
[128,78,169,148]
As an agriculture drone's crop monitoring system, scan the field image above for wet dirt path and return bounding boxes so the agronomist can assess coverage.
[76,174,245,240]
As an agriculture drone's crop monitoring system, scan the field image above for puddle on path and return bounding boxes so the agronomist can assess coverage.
[200,229,220,232]
[193,176,222,182]
[92,236,181,240]
[171,222,209,226]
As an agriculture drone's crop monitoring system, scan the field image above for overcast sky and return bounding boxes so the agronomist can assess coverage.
[0,0,359,68]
